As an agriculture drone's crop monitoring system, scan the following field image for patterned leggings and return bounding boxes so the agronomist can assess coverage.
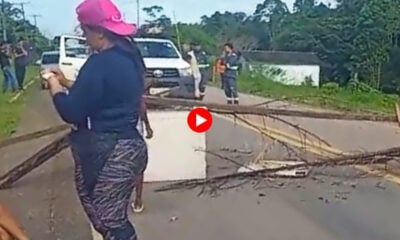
[70,131,148,240]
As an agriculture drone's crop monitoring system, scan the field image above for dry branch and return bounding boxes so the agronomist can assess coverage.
[0,96,393,151]
[251,113,332,147]
[145,96,396,122]
[0,95,398,190]
[0,124,68,150]
[0,135,69,189]
[155,147,400,192]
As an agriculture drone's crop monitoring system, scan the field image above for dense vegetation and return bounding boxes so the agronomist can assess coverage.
[0,1,50,54]
[0,1,48,138]
[138,0,400,92]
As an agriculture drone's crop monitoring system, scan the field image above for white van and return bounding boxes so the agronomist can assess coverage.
[56,35,194,97]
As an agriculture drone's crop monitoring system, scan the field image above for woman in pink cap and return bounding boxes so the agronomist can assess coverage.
[43,0,148,239]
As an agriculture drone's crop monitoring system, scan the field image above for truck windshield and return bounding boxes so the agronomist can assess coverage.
[136,41,180,58]
[42,54,59,64]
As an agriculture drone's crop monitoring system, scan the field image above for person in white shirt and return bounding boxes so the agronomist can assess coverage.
[183,44,201,99]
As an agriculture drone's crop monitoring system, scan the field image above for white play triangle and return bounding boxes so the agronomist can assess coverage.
[196,114,207,127]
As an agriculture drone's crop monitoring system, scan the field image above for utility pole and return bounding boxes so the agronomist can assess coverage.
[14,1,29,21]
[173,11,181,52]
[30,14,40,43]
[31,13,40,27]
[1,0,7,41]
[12,1,29,39]
[136,0,140,27]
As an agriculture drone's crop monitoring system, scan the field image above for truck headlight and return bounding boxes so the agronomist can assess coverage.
[179,67,192,77]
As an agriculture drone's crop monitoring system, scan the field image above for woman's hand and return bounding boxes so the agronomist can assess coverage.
[40,70,64,96]
[0,226,12,240]
[49,68,70,88]
[0,203,29,240]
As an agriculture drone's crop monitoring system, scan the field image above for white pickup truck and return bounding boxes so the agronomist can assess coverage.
[53,34,206,182]
[54,35,195,98]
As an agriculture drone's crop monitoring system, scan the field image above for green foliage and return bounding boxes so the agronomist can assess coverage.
[0,66,38,138]
[238,71,399,113]
[321,82,340,95]
[142,0,400,90]
[172,24,217,53]
[250,64,287,82]
[0,1,51,55]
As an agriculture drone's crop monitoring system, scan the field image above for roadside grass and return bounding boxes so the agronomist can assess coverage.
[0,66,38,139]
[235,72,399,114]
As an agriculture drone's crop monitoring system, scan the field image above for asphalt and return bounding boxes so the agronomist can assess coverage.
[1,84,400,240]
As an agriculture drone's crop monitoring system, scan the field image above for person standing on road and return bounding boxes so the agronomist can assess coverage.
[13,38,29,91]
[215,55,226,89]
[0,42,18,93]
[131,83,153,213]
[183,43,201,99]
[43,0,148,239]
[129,46,154,213]
[222,43,240,104]
[193,43,209,100]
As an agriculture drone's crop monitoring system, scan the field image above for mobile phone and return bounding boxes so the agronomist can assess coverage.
[41,71,54,80]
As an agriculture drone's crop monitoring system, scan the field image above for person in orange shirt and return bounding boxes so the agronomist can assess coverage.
[215,57,226,89]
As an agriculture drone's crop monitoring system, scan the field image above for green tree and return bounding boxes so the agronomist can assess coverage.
[0,0,50,55]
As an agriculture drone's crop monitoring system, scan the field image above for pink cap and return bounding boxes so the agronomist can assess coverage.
[76,0,137,36]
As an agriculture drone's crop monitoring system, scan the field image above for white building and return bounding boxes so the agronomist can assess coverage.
[241,51,321,87]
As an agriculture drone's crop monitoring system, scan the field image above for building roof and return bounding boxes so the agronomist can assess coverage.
[241,50,321,66]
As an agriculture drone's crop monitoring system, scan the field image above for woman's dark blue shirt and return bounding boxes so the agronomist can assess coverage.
[53,45,143,138]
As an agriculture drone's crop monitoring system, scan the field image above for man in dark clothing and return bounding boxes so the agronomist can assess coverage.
[14,38,29,90]
[193,43,210,100]
[0,42,18,93]
[222,43,240,104]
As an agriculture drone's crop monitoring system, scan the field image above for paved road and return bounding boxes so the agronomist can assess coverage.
[1,84,400,239]
[203,87,400,152]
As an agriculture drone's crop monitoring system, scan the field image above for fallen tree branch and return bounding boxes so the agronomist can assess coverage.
[250,95,385,115]
[234,115,309,162]
[237,113,332,147]
[0,95,393,150]
[266,114,332,147]
[234,114,325,160]
[0,124,69,150]
[0,135,69,189]
[145,96,396,122]
[0,95,397,190]
[155,147,399,192]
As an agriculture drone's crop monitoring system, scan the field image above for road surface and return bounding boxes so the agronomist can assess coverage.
[1,84,400,240]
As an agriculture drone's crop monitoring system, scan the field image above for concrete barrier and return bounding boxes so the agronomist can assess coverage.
[143,110,207,182]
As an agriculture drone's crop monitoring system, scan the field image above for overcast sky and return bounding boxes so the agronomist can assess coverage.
[23,0,334,37]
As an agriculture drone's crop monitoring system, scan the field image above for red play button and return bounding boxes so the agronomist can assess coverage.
[187,107,213,133]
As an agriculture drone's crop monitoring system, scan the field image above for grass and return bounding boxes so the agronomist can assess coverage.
[234,72,399,114]
[0,66,38,139]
